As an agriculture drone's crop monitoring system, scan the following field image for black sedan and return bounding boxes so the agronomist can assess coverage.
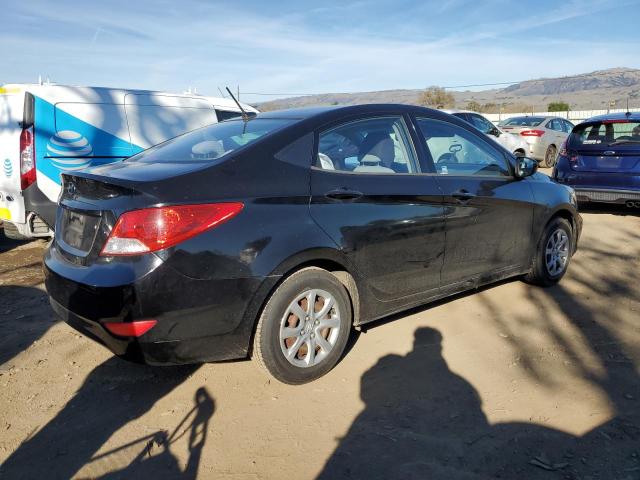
[44,104,582,384]
[553,112,640,207]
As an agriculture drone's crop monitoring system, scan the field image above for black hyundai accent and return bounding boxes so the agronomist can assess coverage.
[44,104,582,384]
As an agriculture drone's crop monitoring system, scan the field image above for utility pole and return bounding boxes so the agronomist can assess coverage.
[237,85,240,102]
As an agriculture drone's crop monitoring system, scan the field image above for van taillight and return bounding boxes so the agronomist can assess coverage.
[19,126,36,190]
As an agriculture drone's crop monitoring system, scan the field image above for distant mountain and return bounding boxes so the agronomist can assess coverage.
[502,68,640,96]
[257,68,640,113]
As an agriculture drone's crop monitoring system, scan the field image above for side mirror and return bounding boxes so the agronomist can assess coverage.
[515,156,538,178]
[489,126,501,137]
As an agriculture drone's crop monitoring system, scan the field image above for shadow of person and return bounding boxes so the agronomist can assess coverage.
[92,387,215,480]
[0,285,54,367]
[318,327,588,480]
[0,357,199,479]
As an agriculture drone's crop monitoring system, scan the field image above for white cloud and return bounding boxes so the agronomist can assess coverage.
[2,0,639,101]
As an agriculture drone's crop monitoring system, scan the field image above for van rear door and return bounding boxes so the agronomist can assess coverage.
[124,94,216,149]
[0,85,27,225]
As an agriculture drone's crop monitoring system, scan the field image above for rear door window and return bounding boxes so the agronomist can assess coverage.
[562,120,574,133]
[317,116,418,174]
[468,114,494,134]
[548,119,562,131]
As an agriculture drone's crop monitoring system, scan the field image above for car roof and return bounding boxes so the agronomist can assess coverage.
[505,115,559,120]
[440,109,476,115]
[255,103,445,121]
[256,106,341,119]
[585,111,640,122]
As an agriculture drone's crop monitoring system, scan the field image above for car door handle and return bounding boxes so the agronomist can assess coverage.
[325,188,363,201]
[451,189,476,201]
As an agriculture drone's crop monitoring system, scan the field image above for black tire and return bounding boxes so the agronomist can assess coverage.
[2,222,28,241]
[253,267,352,384]
[543,145,557,168]
[524,217,573,287]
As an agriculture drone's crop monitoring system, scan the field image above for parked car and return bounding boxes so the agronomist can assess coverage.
[442,110,529,157]
[44,104,581,384]
[0,83,257,240]
[500,116,574,167]
[553,112,640,207]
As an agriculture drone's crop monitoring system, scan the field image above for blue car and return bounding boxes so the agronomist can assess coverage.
[553,112,640,208]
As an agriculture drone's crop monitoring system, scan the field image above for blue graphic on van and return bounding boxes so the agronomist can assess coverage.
[33,97,143,185]
[46,131,93,171]
[3,158,11,178]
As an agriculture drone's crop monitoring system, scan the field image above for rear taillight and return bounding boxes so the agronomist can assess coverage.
[568,154,580,166]
[559,140,568,156]
[100,202,244,256]
[19,126,36,190]
[104,319,157,337]
[520,129,545,137]
[562,143,580,166]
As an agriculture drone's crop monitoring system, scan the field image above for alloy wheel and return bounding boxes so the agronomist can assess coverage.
[545,228,569,276]
[279,289,341,368]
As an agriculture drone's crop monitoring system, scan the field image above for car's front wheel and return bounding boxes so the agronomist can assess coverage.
[524,217,573,287]
[252,267,352,384]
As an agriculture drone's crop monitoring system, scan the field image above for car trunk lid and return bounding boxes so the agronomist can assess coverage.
[568,149,640,173]
[55,174,154,265]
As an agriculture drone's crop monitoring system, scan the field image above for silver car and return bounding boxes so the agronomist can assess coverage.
[500,116,574,167]
[443,110,529,158]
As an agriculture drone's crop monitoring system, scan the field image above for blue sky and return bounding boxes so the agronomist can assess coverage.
[2,0,640,102]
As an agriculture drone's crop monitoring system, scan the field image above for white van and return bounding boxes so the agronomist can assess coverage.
[0,84,257,239]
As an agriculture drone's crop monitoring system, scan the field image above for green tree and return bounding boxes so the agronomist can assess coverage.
[418,86,455,109]
[466,100,482,112]
[481,103,498,114]
[548,101,570,112]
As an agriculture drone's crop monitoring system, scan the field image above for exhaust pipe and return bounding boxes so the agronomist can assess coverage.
[626,200,640,208]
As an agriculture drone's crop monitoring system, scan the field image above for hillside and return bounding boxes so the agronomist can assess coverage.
[257,68,640,113]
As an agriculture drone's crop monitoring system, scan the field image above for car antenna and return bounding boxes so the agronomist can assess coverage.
[225,86,249,123]
[626,97,631,117]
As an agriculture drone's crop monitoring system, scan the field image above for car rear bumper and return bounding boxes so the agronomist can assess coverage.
[44,246,277,365]
[574,188,640,204]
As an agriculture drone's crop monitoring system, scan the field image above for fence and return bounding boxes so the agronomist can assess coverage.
[484,108,640,124]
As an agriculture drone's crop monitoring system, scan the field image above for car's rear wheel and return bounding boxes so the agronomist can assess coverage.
[253,267,352,384]
[524,217,572,287]
[543,145,557,168]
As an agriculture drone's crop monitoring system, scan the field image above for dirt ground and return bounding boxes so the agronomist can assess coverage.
[0,207,639,480]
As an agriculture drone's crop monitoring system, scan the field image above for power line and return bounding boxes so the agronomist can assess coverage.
[239,69,639,98]
[441,81,522,89]
[242,80,525,97]
[242,92,318,97]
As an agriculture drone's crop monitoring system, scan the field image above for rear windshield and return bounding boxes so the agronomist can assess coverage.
[502,117,545,127]
[571,121,640,147]
[126,118,293,163]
